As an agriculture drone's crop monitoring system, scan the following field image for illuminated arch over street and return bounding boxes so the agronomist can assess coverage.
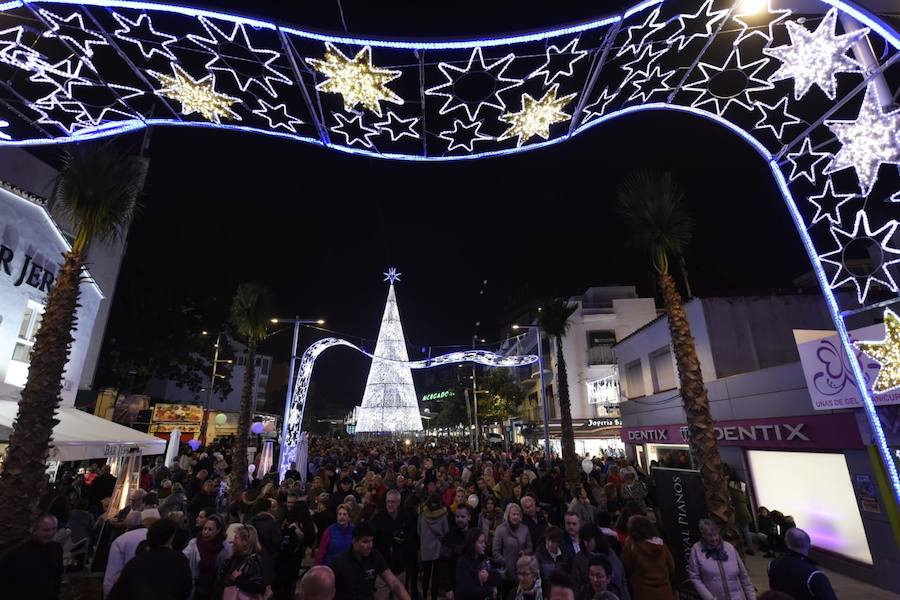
[1,0,900,508]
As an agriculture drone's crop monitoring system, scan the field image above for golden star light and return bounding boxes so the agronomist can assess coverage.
[307,43,403,117]
[151,63,240,124]
[855,309,900,393]
[498,85,576,147]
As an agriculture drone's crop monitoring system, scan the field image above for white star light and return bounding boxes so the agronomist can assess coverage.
[620,44,667,87]
[627,64,678,103]
[426,47,522,121]
[32,96,86,134]
[0,26,47,73]
[438,119,492,152]
[0,119,10,141]
[374,111,420,142]
[786,137,833,184]
[187,16,291,97]
[731,0,792,47]
[39,9,108,64]
[331,112,378,148]
[808,178,857,225]
[27,57,92,98]
[820,210,900,304]
[529,38,588,86]
[666,0,729,52]
[252,99,303,133]
[824,83,900,194]
[582,87,619,123]
[684,49,773,115]
[615,7,666,58]
[112,12,178,61]
[383,267,402,283]
[891,191,900,203]
[753,97,802,140]
[764,8,868,101]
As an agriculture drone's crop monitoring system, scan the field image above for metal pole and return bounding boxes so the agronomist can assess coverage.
[280,319,301,454]
[200,333,220,445]
[536,325,551,458]
[472,365,479,449]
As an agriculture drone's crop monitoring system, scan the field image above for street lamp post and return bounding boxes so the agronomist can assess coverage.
[199,331,233,444]
[513,324,551,457]
[271,317,325,460]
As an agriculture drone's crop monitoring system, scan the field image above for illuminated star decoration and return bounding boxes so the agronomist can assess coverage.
[854,309,900,393]
[308,43,403,117]
[383,267,402,284]
[150,63,240,124]
[112,12,178,61]
[374,111,419,142]
[824,83,900,194]
[684,50,773,116]
[753,97,802,140]
[582,87,619,123]
[426,47,522,121]
[785,137,832,184]
[731,0,792,47]
[33,80,142,131]
[39,9,108,65]
[666,0,729,52]
[0,118,11,141]
[0,26,46,72]
[27,57,92,98]
[498,84,576,147]
[615,7,666,58]
[529,38,588,86]
[331,111,378,148]
[188,17,291,98]
[252,99,303,133]
[620,44,667,89]
[819,210,900,304]
[438,119,492,152]
[891,191,900,203]
[764,8,868,101]
[627,64,678,103]
[32,96,85,134]
[807,178,856,225]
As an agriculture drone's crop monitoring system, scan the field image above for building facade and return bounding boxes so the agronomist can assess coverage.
[615,294,899,593]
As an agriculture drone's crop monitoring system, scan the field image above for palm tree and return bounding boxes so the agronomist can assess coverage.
[0,145,142,544]
[617,169,734,533]
[539,299,580,486]
[228,283,271,502]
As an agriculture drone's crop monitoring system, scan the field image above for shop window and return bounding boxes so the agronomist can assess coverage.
[624,360,645,398]
[5,300,45,387]
[650,347,677,392]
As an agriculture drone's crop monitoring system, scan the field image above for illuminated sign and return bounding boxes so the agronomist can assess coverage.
[587,374,619,406]
[422,390,455,401]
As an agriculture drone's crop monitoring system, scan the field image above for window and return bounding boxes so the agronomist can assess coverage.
[5,300,45,387]
[260,359,269,375]
[587,330,616,347]
[624,360,645,398]
[650,347,677,392]
[587,374,620,406]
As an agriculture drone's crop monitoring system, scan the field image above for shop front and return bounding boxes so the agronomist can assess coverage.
[522,417,624,458]
[622,413,877,570]
[149,403,203,443]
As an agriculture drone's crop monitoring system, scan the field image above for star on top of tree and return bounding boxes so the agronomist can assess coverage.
[307,43,403,117]
[384,267,402,284]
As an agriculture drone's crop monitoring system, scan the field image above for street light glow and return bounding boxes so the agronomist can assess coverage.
[317,319,325,325]
[512,324,520,330]
[270,318,279,323]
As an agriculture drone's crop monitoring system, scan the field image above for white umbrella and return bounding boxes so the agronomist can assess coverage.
[164,426,181,468]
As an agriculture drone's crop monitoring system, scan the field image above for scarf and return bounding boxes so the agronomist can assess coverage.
[701,541,728,562]
[196,536,224,577]
[514,578,543,600]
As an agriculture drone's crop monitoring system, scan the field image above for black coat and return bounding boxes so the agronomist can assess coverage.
[215,552,268,597]
[107,547,192,600]
[0,540,63,600]
[768,551,838,600]
[454,554,499,600]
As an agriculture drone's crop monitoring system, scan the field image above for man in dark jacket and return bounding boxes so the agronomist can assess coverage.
[250,497,282,562]
[0,514,63,600]
[372,490,409,575]
[441,504,474,600]
[521,495,547,547]
[107,518,192,600]
[768,528,838,600]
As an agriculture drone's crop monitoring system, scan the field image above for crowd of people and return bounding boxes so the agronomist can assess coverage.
[0,438,837,600]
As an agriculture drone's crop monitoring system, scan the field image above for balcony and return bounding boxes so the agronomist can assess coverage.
[587,344,616,365]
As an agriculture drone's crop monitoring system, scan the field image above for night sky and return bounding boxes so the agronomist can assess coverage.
[99,0,814,414]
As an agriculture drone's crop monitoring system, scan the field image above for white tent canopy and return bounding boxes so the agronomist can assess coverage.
[0,401,165,462]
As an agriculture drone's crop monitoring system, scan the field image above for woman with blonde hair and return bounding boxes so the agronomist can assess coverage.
[493,503,533,598]
[213,524,268,599]
[508,554,542,600]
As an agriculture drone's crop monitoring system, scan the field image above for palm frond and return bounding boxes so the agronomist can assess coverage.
[229,283,272,343]
[538,298,577,338]
[51,144,143,253]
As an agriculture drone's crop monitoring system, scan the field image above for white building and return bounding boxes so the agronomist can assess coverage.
[510,286,657,456]
[614,294,899,593]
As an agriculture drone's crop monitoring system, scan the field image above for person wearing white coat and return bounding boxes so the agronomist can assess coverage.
[688,519,756,600]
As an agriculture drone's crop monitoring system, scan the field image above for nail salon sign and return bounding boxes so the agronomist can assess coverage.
[795,326,900,411]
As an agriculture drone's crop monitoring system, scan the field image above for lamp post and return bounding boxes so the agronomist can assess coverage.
[199,331,233,444]
[513,324,551,457]
[271,317,325,456]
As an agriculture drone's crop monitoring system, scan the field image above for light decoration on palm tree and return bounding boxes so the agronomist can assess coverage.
[498,85,576,146]
[763,8,868,101]
[150,63,240,123]
[307,43,403,117]
[854,310,900,393]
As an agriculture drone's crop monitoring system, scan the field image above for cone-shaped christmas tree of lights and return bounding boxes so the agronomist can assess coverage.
[355,268,423,433]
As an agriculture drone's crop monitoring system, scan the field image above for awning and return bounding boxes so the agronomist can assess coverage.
[0,401,165,461]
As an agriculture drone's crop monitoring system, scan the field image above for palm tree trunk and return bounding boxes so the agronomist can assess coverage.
[658,271,735,536]
[230,340,257,503]
[555,337,580,487]
[0,251,82,544]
